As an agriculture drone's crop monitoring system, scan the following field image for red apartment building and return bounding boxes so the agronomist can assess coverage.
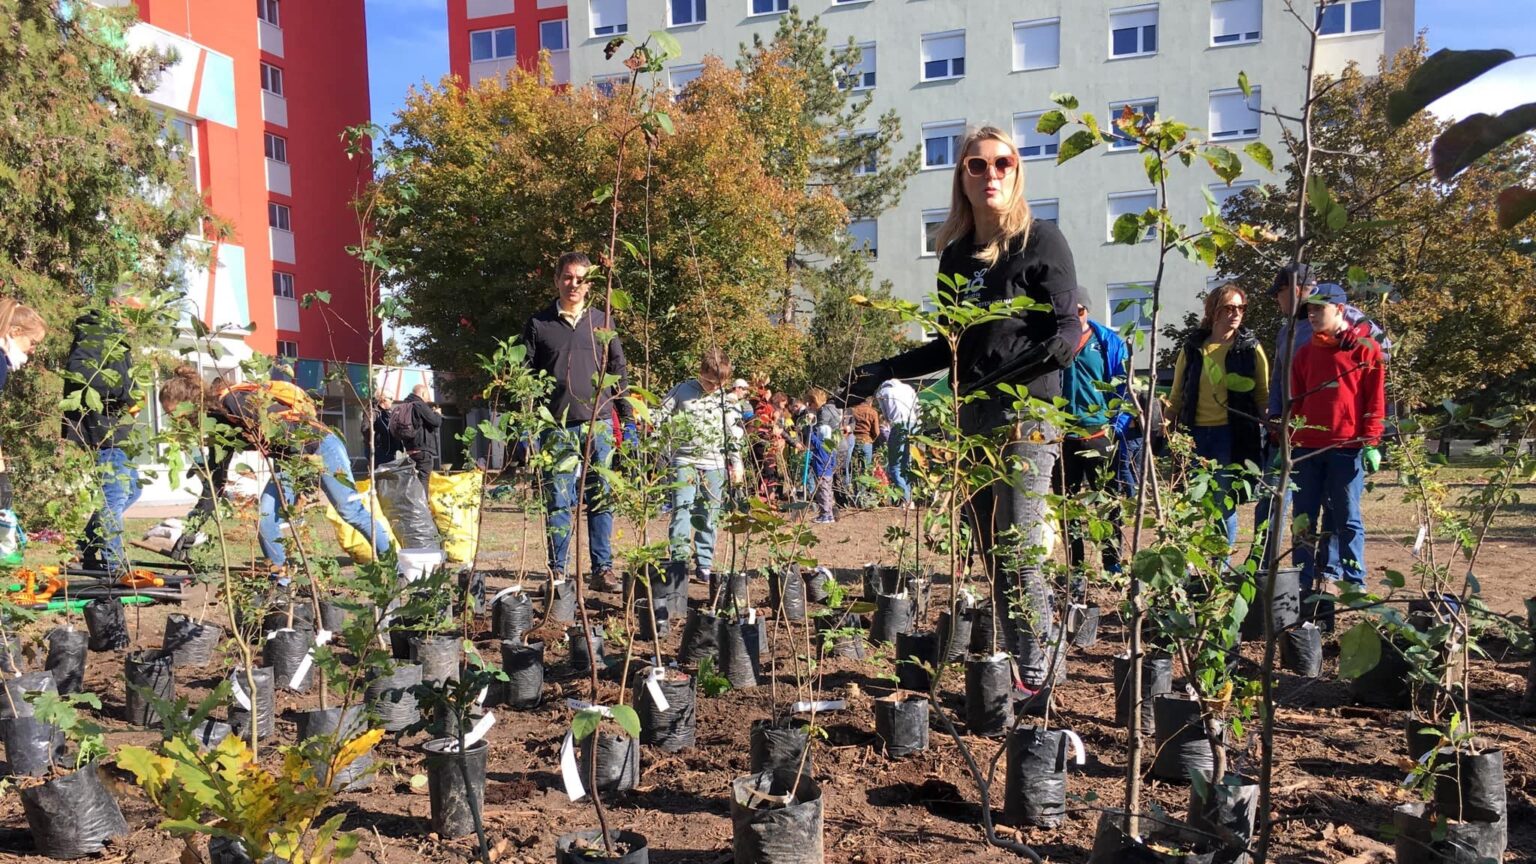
[447,0,571,87]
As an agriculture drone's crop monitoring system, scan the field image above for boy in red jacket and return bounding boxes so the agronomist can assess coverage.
[1289,283,1386,593]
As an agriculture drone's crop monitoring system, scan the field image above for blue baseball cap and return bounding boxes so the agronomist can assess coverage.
[1304,282,1348,306]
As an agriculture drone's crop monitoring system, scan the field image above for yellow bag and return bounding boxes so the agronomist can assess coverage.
[428,470,483,564]
[326,479,398,564]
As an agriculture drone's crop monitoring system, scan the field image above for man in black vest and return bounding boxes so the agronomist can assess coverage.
[523,252,631,592]
[399,384,442,486]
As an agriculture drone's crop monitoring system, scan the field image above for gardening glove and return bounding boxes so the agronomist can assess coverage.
[1362,445,1382,474]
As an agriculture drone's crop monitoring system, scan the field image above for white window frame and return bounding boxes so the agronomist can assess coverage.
[1211,0,1261,45]
[257,0,280,28]
[1109,4,1159,59]
[848,218,878,259]
[1108,98,1158,150]
[1209,179,1260,214]
[850,132,878,176]
[1108,283,1154,333]
[1209,87,1261,140]
[920,209,947,257]
[1012,18,1060,72]
[920,30,966,82]
[1316,0,1383,37]
[263,131,287,164]
[1013,110,1059,161]
[268,202,292,232]
[1029,198,1060,223]
[590,0,628,36]
[669,0,706,26]
[260,62,284,96]
[273,272,295,299]
[470,26,516,62]
[166,115,200,193]
[921,120,965,170]
[748,0,790,17]
[540,19,569,52]
[840,42,875,91]
[277,340,299,359]
[1107,190,1157,242]
[669,63,703,92]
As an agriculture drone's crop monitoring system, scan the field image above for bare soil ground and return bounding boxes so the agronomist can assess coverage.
[1,471,1532,864]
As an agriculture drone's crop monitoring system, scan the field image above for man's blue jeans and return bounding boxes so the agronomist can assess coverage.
[1292,446,1367,592]
[82,447,142,573]
[541,422,615,576]
[1254,451,1338,575]
[887,423,914,503]
[669,464,724,573]
[259,433,390,567]
[1191,425,1239,547]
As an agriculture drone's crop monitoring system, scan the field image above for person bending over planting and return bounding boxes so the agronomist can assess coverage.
[159,365,391,584]
[1288,283,1386,595]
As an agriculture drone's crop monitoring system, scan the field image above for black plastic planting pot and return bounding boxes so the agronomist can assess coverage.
[1114,652,1173,734]
[264,628,315,693]
[750,718,812,775]
[1004,725,1074,828]
[1393,801,1506,864]
[1088,809,1217,864]
[207,837,279,864]
[803,568,830,605]
[767,567,807,622]
[730,770,824,864]
[163,614,223,668]
[555,829,650,864]
[492,590,535,642]
[421,737,488,839]
[18,762,130,859]
[964,653,1011,737]
[262,602,315,640]
[1151,694,1219,783]
[500,640,545,709]
[1067,603,1101,649]
[317,599,348,635]
[1,716,65,777]
[717,617,764,689]
[568,625,605,674]
[295,705,374,791]
[546,578,578,624]
[873,693,929,758]
[1432,747,1506,824]
[1189,775,1259,864]
[869,592,914,645]
[364,662,422,732]
[936,608,973,662]
[894,631,937,693]
[864,564,901,601]
[1238,567,1302,641]
[123,651,174,727]
[1302,594,1336,634]
[44,628,88,695]
[228,667,276,741]
[711,571,750,614]
[634,669,696,752]
[84,599,129,652]
[679,609,721,667]
[1406,714,1443,764]
[1,672,56,720]
[578,730,641,794]
[1347,638,1412,709]
[816,612,866,660]
[965,603,999,656]
[634,598,669,641]
[1280,623,1324,678]
[412,633,463,688]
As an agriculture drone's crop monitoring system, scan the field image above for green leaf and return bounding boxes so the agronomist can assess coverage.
[1050,92,1079,110]
[1224,372,1255,393]
[1431,103,1536,182]
[571,708,601,741]
[609,287,633,312]
[1035,110,1068,135]
[1243,141,1273,172]
[652,111,675,136]
[1057,130,1099,164]
[1111,212,1144,246]
[1338,622,1382,680]
[1237,70,1252,99]
[648,30,683,62]
[1384,569,1406,589]
[609,704,642,739]
[1307,175,1332,218]
[1326,203,1348,232]
[1386,48,1515,126]
[1202,145,1243,184]
[1496,185,1536,229]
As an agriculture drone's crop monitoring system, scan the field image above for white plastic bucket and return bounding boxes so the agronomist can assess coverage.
[398,547,445,583]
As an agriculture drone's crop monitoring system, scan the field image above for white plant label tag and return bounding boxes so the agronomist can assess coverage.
[288,628,334,690]
[645,668,669,712]
[1064,729,1086,766]
[791,699,846,713]
[490,585,523,605]
[475,686,489,707]
[1413,523,1428,556]
[230,674,252,710]
[464,712,496,748]
[560,732,586,801]
[747,608,756,625]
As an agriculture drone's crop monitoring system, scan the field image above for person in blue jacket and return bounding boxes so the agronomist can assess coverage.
[808,421,837,524]
[1057,294,1132,579]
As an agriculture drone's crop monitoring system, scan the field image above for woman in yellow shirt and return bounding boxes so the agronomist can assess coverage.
[1167,283,1269,546]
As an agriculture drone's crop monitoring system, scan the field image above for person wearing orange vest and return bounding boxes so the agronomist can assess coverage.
[160,365,391,582]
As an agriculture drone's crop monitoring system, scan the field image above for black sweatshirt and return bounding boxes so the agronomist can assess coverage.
[883,220,1080,433]
[62,310,138,449]
[523,302,631,426]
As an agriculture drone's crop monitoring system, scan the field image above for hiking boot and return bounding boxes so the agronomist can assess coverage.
[588,568,621,593]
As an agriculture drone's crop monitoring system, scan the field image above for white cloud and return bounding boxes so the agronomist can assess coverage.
[1426,57,1536,122]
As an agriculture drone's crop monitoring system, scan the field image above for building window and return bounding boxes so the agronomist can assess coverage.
[277,340,299,359]
[921,209,947,256]
[851,133,877,175]
[1211,0,1261,44]
[1109,5,1158,58]
[1013,111,1059,160]
[1108,98,1158,149]
[470,27,516,61]
[540,19,568,51]
[167,116,200,191]
[670,0,705,26]
[920,30,965,81]
[1317,0,1381,36]
[922,120,965,169]
[1209,180,1260,214]
[669,63,703,92]
[593,74,625,96]
[260,62,284,96]
[1107,191,1157,242]
[263,132,288,163]
[1209,87,1260,140]
[268,202,291,231]
[257,0,280,27]
[590,0,627,36]
[273,272,295,299]
[839,42,875,91]
[1029,199,1060,224]
[1012,18,1060,71]
[1108,283,1153,332]
[848,219,878,258]
[750,0,789,15]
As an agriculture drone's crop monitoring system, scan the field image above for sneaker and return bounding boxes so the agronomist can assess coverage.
[813,515,836,524]
[693,567,712,586]
[588,568,621,593]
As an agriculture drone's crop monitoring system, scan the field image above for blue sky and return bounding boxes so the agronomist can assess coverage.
[363,0,1536,126]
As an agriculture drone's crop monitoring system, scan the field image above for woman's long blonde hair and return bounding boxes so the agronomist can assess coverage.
[934,125,1033,267]
[0,298,46,343]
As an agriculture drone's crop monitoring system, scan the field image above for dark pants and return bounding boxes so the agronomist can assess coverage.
[408,449,434,488]
[1057,434,1121,575]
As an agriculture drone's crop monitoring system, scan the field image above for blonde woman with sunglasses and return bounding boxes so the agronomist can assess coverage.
[848,126,1079,693]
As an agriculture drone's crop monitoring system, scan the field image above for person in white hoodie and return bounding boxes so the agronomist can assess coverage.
[875,377,920,508]
[657,347,745,586]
